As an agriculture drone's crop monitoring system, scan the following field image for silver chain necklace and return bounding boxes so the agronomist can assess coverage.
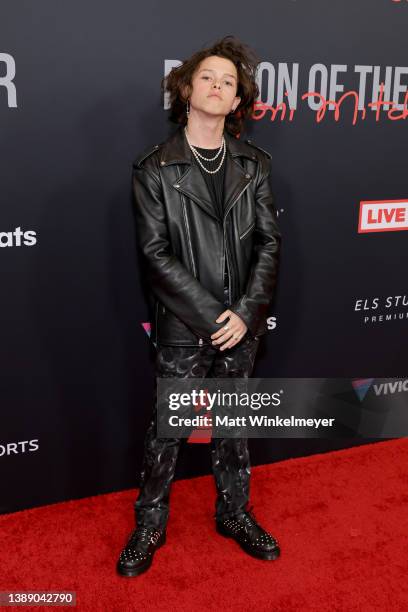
[184,126,226,175]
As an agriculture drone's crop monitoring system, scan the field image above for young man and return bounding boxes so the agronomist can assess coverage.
[117,36,282,577]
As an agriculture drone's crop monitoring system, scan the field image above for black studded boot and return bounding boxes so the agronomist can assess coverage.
[116,526,166,577]
[216,506,280,560]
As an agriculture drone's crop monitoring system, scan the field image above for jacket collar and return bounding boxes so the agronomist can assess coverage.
[159,126,257,223]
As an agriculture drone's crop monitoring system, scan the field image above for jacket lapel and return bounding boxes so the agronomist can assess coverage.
[159,126,256,223]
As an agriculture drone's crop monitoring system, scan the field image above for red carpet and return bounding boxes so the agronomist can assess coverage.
[1,439,407,611]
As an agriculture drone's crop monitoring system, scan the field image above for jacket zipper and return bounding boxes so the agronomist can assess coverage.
[177,168,197,278]
[223,172,253,304]
[239,221,255,240]
[183,201,204,344]
[176,168,203,344]
[223,223,232,305]
[183,201,197,277]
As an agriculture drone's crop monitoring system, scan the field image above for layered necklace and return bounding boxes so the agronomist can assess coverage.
[184,126,226,175]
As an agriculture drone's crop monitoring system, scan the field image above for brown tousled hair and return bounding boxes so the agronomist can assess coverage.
[162,35,260,137]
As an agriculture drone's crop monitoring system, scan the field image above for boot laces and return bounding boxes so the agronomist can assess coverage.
[242,505,258,528]
[128,526,157,548]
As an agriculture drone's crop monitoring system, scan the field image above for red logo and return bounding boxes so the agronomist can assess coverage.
[358,199,408,233]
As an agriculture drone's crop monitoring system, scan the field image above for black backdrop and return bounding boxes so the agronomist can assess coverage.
[1,1,407,514]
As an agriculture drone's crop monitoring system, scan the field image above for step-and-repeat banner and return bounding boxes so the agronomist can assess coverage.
[1,1,407,513]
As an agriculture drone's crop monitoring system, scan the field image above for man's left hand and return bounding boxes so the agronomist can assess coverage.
[210,310,248,350]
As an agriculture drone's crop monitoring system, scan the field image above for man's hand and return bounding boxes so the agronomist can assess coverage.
[210,309,248,351]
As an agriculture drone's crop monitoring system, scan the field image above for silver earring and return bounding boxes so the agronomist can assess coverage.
[186,99,190,116]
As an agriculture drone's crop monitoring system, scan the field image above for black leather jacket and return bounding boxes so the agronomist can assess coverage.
[132,125,281,347]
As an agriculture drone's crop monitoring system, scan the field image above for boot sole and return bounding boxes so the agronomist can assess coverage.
[216,522,280,561]
[116,532,166,577]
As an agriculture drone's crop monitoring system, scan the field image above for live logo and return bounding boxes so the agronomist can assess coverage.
[358,199,408,233]
[367,207,406,223]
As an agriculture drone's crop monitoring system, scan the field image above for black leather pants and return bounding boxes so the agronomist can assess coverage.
[134,281,261,529]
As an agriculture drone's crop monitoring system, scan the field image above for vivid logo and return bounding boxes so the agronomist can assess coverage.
[352,378,408,401]
[358,199,408,233]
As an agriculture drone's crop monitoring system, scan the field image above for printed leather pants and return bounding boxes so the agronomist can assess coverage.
[134,281,261,529]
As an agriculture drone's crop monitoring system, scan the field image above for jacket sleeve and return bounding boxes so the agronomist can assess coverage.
[228,155,281,336]
[132,162,226,341]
